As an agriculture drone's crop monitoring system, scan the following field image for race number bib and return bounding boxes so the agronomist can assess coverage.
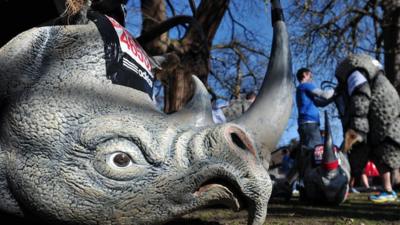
[314,145,324,164]
[107,16,154,88]
[313,144,340,165]
[89,11,155,98]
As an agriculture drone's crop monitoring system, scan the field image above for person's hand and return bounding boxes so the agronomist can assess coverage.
[326,89,335,98]
[343,129,363,152]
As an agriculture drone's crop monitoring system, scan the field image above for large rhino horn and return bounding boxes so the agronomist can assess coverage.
[234,0,293,168]
[322,111,339,171]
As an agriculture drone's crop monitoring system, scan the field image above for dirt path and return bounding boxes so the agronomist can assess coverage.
[169,193,400,225]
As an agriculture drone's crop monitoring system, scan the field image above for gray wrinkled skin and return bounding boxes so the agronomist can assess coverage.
[369,74,400,169]
[0,23,273,225]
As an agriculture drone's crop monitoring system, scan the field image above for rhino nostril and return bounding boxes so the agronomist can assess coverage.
[225,126,256,157]
[230,133,247,150]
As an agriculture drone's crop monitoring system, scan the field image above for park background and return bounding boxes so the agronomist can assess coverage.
[123,0,396,149]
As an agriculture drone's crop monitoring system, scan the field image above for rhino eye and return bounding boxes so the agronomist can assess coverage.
[94,138,150,180]
[111,152,132,167]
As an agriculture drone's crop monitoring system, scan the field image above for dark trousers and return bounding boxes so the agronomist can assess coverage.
[291,122,322,180]
[298,122,322,150]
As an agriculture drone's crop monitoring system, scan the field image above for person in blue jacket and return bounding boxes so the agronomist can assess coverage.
[296,68,335,150]
[279,68,337,200]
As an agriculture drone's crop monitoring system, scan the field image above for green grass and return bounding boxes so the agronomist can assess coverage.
[172,193,400,225]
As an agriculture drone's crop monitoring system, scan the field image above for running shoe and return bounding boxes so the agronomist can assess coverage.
[369,191,397,203]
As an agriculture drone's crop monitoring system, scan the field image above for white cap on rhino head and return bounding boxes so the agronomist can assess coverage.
[335,54,384,83]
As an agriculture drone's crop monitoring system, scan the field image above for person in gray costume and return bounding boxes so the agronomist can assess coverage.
[335,54,400,203]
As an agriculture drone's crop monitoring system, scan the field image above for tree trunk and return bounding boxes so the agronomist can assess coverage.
[140,0,229,113]
[191,0,230,49]
[382,1,400,94]
[164,66,193,113]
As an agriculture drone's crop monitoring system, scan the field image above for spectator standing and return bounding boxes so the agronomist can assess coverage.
[296,68,335,150]
[290,68,336,186]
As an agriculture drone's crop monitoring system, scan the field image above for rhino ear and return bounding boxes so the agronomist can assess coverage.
[0,27,54,105]
[168,75,214,127]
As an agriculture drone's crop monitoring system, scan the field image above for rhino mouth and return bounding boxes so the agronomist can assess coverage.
[193,178,246,212]
[165,176,265,225]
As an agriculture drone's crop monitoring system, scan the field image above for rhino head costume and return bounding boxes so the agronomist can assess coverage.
[301,111,350,205]
[0,0,292,224]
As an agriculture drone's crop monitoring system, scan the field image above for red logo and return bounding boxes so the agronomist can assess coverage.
[313,145,339,164]
[107,16,152,72]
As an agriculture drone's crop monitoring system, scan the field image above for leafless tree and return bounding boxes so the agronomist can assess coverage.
[287,0,400,93]
[132,0,271,113]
